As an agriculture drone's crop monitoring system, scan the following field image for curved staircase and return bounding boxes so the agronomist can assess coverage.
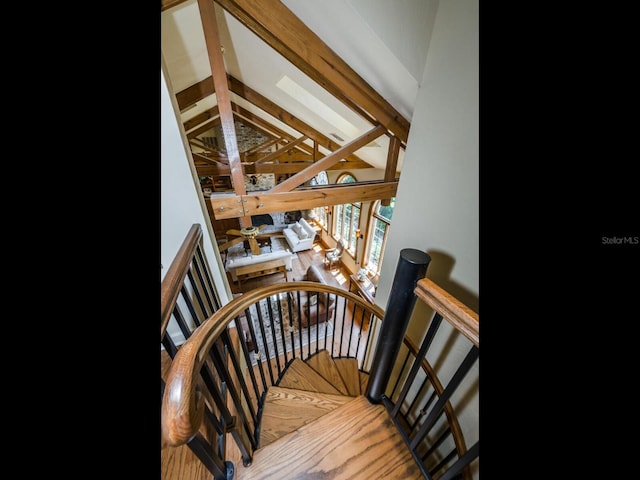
[162,226,479,480]
[235,349,423,479]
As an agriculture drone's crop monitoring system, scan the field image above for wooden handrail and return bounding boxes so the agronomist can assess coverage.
[161,224,203,340]
[162,281,383,447]
[414,278,479,347]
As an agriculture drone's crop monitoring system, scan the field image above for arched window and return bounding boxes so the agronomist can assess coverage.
[366,197,395,274]
[334,174,360,255]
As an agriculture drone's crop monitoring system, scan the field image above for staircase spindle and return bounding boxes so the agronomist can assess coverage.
[409,345,479,451]
[391,312,443,418]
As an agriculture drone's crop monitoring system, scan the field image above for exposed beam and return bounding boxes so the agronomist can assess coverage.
[193,152,228,166]
[244,137,281,156]
[216,0,410,143]
[197,0,248,226]
[186,117,220,140]
[271,125,385,193]
[183,105,220,132]
[161,0,187,12]
[230,102,313,154]
[382,135,401,206]
[227,76,363,161]
[175,75,373,167]
[208,181,398,219]
[254,136,308,165]
[194,158,371,176]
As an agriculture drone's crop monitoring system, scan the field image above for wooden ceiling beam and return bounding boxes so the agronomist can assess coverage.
[243,137,281,156]
[175,75,373,167]
[229,102,314,155]
[197,0,248,226]
[193,152,228,166]
[208,181,398,219]
[216,0,410,143]
[195,158,371,177]
[189,137,223,156]
[270,125,385,193]
[254,136,308,165]
[183,105,220,132]
[186,117,221,140]
[382,135,401,206]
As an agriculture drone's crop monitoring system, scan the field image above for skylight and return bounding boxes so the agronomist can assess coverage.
[276,75,360,140]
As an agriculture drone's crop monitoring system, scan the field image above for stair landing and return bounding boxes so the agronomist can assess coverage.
[236,395,423,479]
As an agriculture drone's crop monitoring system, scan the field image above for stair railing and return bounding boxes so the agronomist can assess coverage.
[161,223,240,480]
[162,227,478,479]
[366,248,479,480]
[162,268,383,477]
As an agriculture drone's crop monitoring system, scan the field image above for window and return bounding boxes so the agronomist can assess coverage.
[334,174,360,255]
[310,171,329,229]
[366,197,395,275]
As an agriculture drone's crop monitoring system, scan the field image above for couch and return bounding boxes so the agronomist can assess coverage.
[282,218,316,252]
[225,243,293,281]
[291,264,336,328]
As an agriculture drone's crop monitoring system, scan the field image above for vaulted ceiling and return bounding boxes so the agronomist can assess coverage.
[161,0,432,225]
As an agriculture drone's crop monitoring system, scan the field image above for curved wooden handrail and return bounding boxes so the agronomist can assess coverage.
[161,281,383,447]
[402,336,471,480]
[414,278,479,347]
[161,224,203,340]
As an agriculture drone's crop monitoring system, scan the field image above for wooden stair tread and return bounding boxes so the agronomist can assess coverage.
[333,357,360,396]
[237,396,422,479]
[305,350,349,395]
[277,358,343,395]
[259,386,353,447]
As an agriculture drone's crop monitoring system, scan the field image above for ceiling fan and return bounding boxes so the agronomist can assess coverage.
[218,225,279,256]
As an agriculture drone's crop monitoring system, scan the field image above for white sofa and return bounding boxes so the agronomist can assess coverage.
[283,218,316,252]
[225,244,293,281]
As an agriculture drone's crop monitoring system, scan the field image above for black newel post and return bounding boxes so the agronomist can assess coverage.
[365,248,431,403]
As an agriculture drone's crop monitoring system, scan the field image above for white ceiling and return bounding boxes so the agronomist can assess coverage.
[161,0,436,172]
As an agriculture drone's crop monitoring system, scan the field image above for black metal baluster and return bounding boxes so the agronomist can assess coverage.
[438,441,478,480]
[186,432,231,480]
[244,308,268,393]
[409,345,479,451]
[392,312,443,418]
[390,350,411,399]
[405,375,431,430]
[220,330,258,425]
[284,293,296,360]
[338,299,348,358]
[266,296,282,376]
[275,294,290,363]
[208,341,258,452]
[182,276,208,325]
[296,291,303,360]
[194,244,222,311]
[235,314,262,408]
[254,301,275,386]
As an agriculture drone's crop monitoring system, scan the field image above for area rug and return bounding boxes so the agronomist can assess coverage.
[270,237,298,258]
[246,293,333,365]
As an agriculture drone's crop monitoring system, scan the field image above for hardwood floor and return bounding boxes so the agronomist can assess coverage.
[230,242,352,294]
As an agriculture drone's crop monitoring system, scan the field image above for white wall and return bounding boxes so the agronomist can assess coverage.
[161,65,232,343]
[349,0,438,83]
[376,0,478,311]
[373,0,479,475]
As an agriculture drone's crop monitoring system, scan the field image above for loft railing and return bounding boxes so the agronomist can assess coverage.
[161,225,479,480]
